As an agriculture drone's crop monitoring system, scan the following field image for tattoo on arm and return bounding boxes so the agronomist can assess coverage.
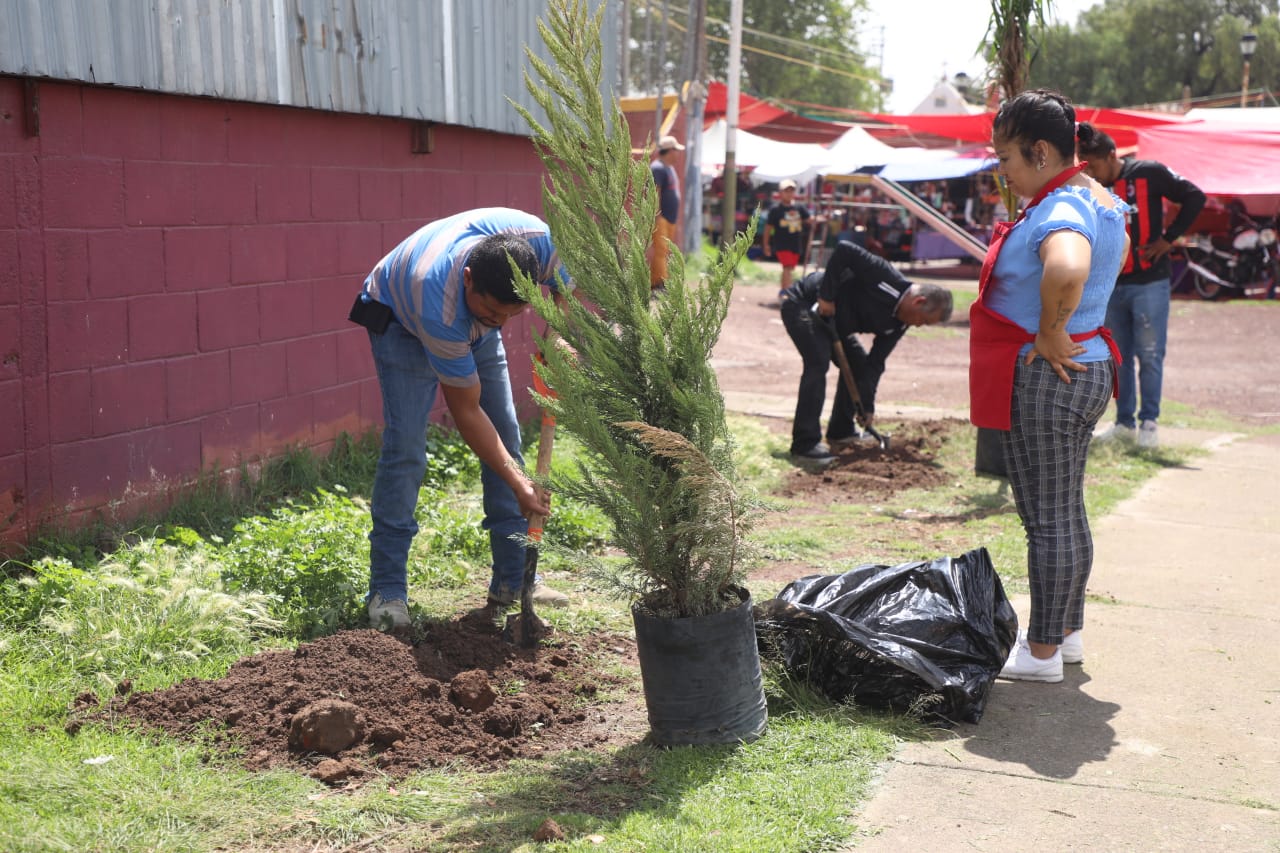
[1050,302,1071,331]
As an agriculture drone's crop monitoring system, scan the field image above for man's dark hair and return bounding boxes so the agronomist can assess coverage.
[912,282,954,323]
[1076,122,1117,159]
[992,88,1077,163]
[467,233,539,304]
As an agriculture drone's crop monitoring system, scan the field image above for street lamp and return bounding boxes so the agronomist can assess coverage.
[1240,32,1258,108]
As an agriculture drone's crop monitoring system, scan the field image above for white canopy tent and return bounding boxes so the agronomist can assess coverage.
[700,120,919,185]
[699,119,829,184]
[700,119,982,186]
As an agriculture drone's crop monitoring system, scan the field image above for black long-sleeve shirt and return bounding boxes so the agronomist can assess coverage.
[784,240,909,413]
[1109,159,1206,285]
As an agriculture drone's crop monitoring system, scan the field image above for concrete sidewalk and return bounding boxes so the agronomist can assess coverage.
[844,428,1280,851]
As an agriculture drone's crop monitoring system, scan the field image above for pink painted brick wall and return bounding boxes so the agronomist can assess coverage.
[1,78,552,551]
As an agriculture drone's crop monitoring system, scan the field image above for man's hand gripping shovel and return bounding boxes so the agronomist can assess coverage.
[812,305,891,452]
[503,351,557,647]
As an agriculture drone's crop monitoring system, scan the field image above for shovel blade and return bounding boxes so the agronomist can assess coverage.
[503,543,543,647]
[502,611,551,646]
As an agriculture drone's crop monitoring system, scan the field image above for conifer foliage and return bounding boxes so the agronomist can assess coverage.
[513,0,759,619]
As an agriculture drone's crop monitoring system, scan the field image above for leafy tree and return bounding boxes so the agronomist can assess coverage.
[1026,0,1279,107]
[626,0,881,112]
[984,0,1053,100]
[707,0,879,111]
[983,0,1052,217]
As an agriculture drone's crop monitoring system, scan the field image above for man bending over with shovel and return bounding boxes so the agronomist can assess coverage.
[349,207,572,631]
[780,240,953,462]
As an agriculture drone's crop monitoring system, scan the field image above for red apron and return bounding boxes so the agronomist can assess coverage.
[969,164,1120,430]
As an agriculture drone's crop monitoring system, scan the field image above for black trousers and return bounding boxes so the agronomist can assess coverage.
[780,300,860,453]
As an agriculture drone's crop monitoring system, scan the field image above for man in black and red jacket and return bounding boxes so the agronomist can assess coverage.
[779,240,953,460]
[1079,127,1205,449]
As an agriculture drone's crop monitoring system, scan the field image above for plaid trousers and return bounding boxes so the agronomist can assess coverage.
[1002,357,1114,645]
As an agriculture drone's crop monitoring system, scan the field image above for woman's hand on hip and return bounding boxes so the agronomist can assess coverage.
[1027,330,1087,382]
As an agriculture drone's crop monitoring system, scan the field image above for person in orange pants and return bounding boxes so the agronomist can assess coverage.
[649,135,683,290]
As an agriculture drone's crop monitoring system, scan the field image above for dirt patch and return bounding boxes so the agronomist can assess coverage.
[777,418,963,502]
[85,622,645,783]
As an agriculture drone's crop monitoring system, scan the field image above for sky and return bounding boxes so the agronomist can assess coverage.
[861,0,1102,113]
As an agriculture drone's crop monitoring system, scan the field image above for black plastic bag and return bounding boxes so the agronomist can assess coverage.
[755,547,1016,724]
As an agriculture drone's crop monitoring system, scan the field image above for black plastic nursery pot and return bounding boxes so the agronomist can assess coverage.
[631,586,768,746]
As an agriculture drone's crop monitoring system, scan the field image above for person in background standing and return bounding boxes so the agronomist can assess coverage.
[649,134,684,292]
[762,179,811,296]
[971,90,1129,683]
[1077,127,1205,449]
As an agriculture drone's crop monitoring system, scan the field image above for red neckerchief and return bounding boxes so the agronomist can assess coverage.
[969,163,1119,429]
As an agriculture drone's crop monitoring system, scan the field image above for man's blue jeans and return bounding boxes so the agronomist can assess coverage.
[1104,279,1170,427]
[367,319,528,605]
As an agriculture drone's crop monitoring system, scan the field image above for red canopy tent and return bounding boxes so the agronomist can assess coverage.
[702,81,851,144]
[854,107,1185,149]
[1136,121,1280,215]
[1137,122,1280,198]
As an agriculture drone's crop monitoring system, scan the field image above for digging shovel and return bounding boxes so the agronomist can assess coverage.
[812,305,891,452]
[504,353,556,647]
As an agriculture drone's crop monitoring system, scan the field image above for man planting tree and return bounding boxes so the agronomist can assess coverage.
[780,239,953,462]
[348,207,572,630]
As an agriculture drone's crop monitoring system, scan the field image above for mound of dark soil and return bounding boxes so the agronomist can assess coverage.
[84,621,645,783]
[778,418,963,500]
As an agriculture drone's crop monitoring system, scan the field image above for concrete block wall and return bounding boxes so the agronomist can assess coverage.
[0,77,550,549]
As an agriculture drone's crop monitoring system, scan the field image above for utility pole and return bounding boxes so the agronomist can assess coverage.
[644,1,655,129]
[654,0,669,139]
[620,0,630,96]
[721,0,743,247]
[680,0,707,254]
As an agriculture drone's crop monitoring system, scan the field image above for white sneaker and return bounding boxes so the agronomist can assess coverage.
[1061,631,1084,664]
[999,638,1063,683]
[1095,423,1136,444]
[367,593,410,630]
[1137,420,1159,449]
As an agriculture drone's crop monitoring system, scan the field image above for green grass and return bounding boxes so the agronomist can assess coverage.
[0,406,1241,852]
[730,408,1202,602]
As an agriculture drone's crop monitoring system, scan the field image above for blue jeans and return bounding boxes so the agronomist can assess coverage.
[1105,279,1170,427]
[367,319,528,605]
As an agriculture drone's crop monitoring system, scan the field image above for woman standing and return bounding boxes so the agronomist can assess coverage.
[970,90,1130,683]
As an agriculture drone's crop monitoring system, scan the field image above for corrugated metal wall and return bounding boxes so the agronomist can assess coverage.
[0,0,619,136]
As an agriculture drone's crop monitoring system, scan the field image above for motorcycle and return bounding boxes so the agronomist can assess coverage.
[1176,200,1278,301]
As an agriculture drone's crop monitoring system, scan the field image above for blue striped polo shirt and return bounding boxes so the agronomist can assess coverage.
[362,207,568,387]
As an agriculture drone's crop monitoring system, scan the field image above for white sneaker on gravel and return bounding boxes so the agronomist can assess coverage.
[1095,423,1136,444]
[1061,631,1084,664]
[367,593,410,630]
[999,638,1063,683]
[1137,420,1159,449]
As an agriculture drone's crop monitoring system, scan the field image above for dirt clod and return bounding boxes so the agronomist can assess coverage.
[289,698,365,754]
[449,669,497,713]
[313,758,356,784]
[534,818,567,842]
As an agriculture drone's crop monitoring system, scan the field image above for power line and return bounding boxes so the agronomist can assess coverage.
[647,2,881,83]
